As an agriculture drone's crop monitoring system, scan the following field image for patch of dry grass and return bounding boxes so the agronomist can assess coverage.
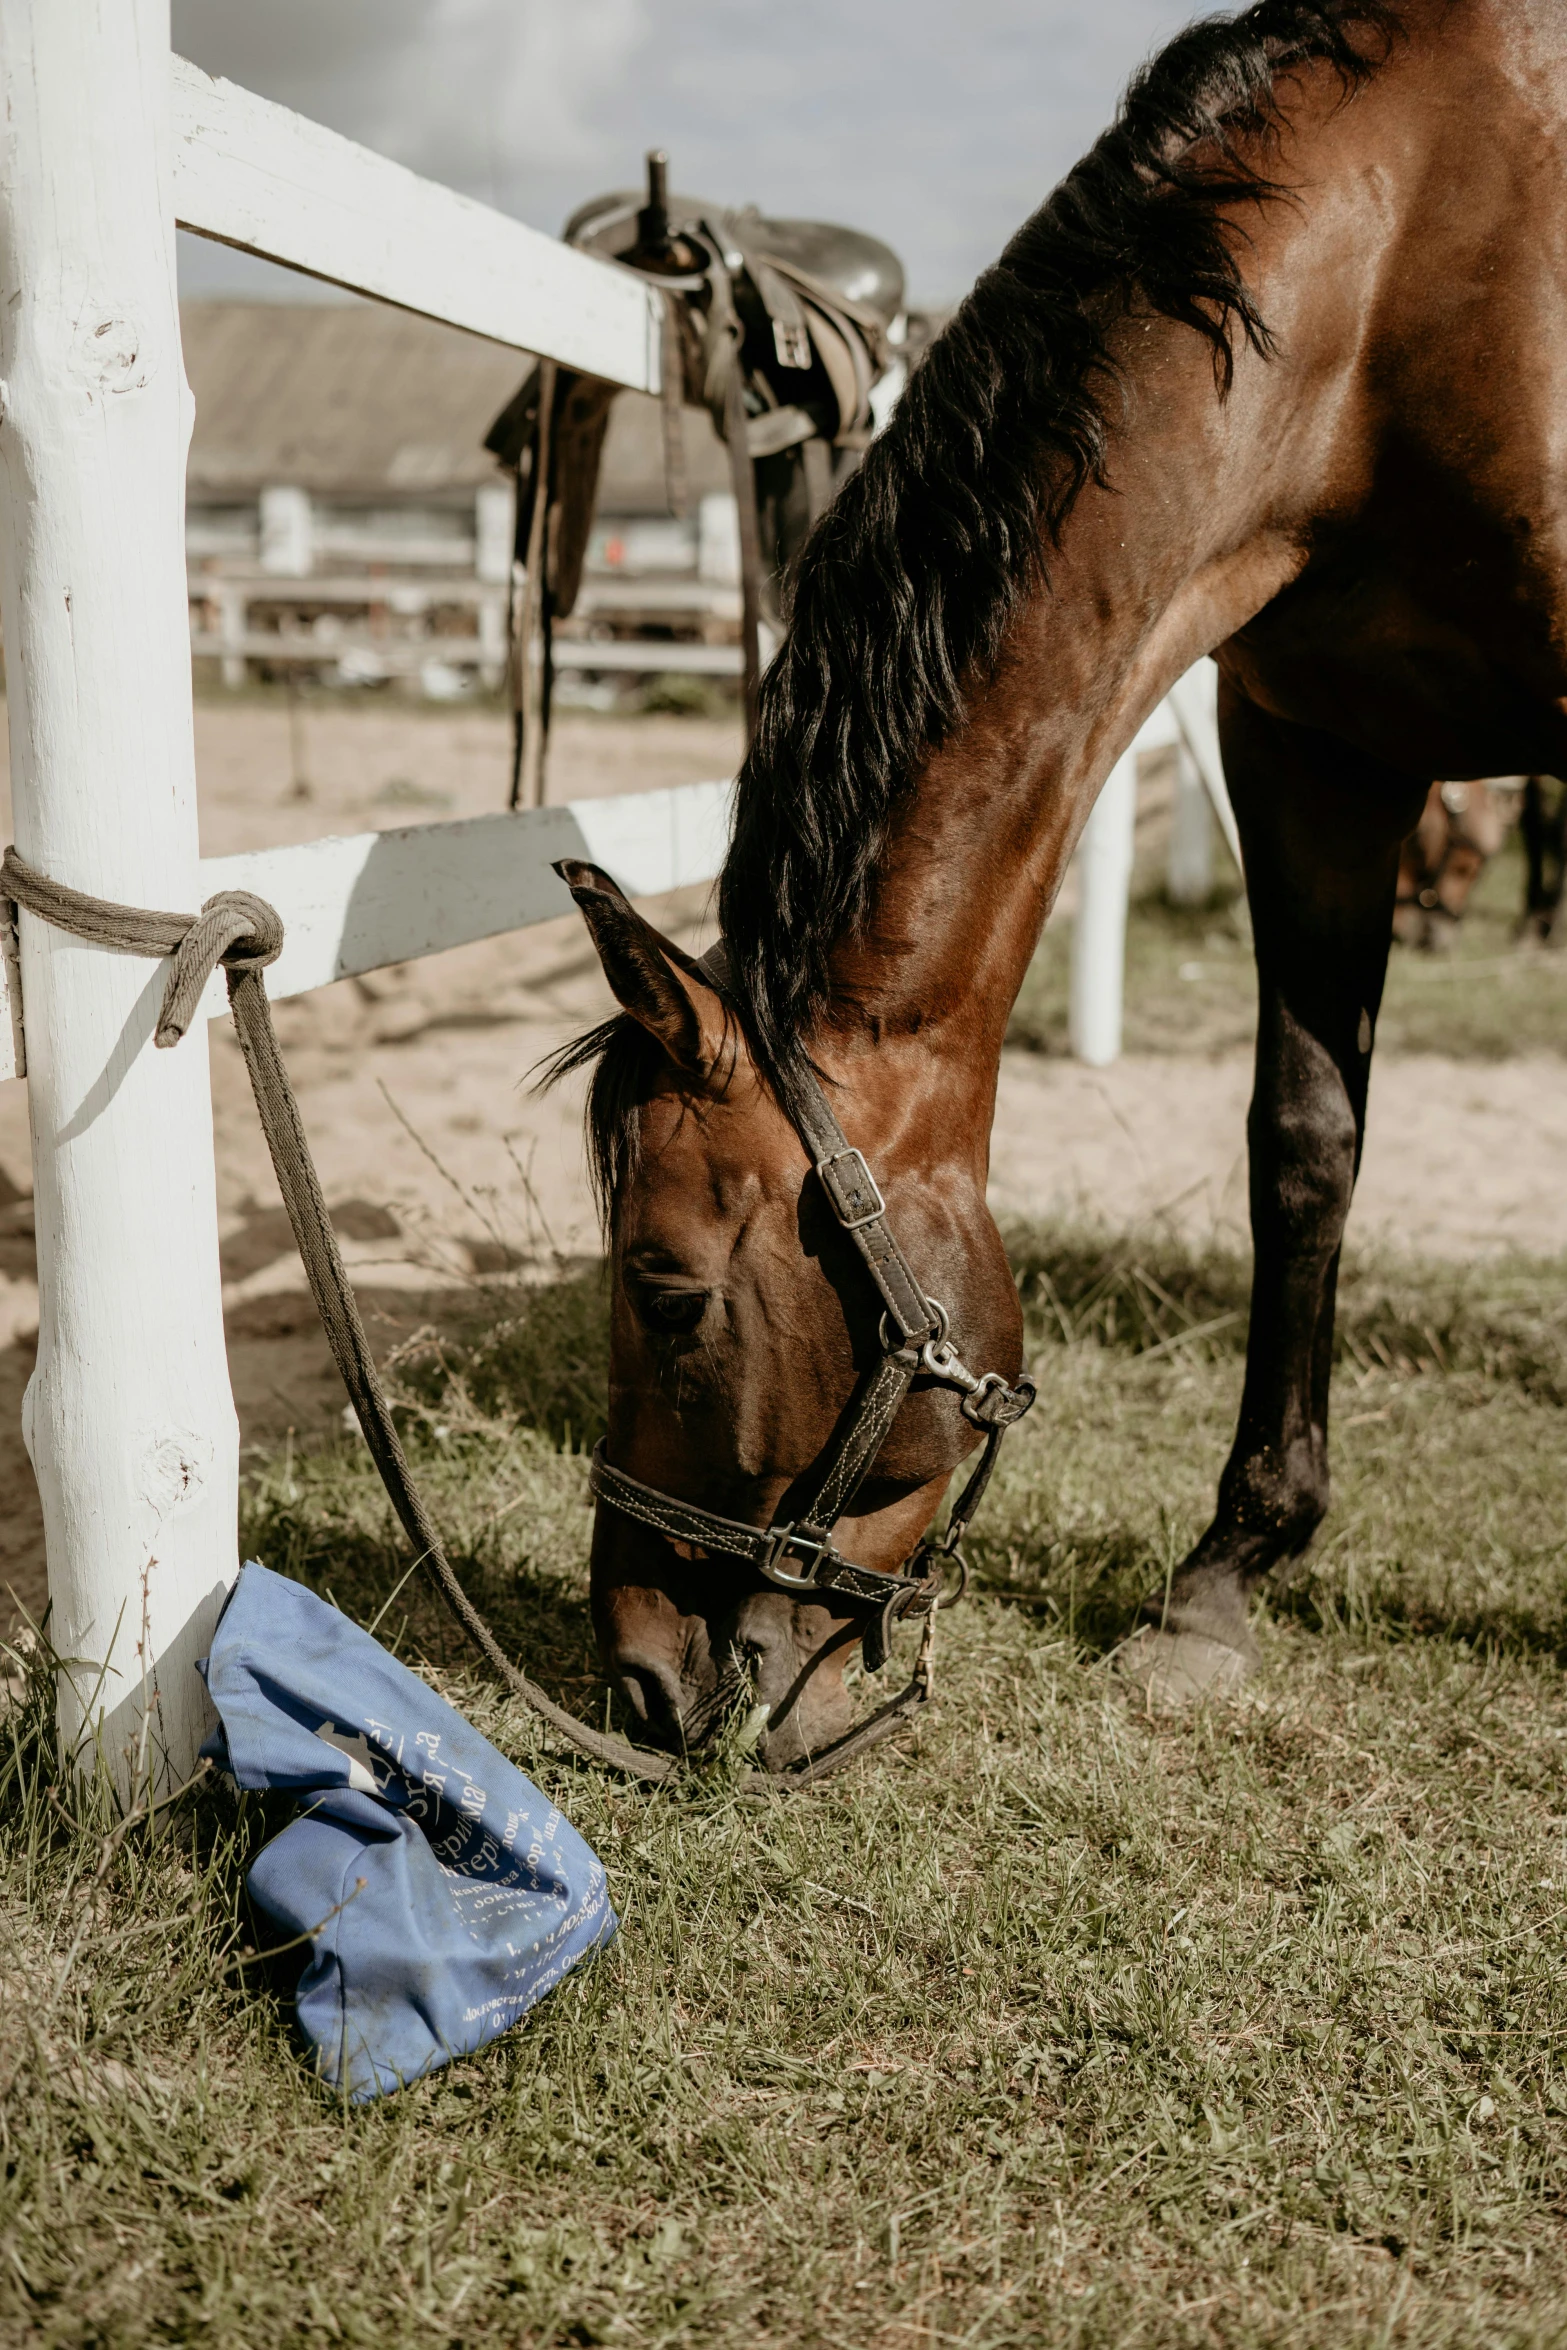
[1007,830,1567,1061]
[6,1228,1567,2345]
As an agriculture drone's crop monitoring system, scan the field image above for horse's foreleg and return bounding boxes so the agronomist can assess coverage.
[1125,690,1426,1702]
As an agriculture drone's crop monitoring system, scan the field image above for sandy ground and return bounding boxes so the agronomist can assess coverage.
[2,695,1566,1631]
[989,1049,1567,1257]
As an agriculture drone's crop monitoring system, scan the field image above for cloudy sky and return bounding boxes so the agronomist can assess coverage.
[172,0,1198,307]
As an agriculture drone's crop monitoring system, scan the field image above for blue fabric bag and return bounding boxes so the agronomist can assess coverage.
[200,1561,616,2102]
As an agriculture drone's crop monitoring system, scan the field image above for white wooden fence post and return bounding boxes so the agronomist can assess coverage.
[0,0,239,1785]
[1168,657,1242,873]
[1069,747,1138,1066]
[259,483,314,576]
[1167,740,1214,904]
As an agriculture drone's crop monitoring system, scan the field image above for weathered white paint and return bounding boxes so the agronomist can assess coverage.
[0,0,239,1783]
[1069,749,1139,1068]
[0,911,24,1083]
[191,781,734,1018]
[170,56,663,392]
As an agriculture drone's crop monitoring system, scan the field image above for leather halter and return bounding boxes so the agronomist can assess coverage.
[588,944,1037,1679]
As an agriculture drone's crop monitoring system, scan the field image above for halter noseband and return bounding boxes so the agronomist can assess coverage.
[588,943,1037,1677]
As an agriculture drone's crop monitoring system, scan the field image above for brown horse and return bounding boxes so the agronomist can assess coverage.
[1393,779,1508,949]
[552,0,1567,1764]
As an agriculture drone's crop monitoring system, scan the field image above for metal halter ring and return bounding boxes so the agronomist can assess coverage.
[880,1296,950,1355]
[910,1534,970,1607]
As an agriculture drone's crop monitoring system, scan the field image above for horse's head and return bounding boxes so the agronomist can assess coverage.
[556,860,1025,1772]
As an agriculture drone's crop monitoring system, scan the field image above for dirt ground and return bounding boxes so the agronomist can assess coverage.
[2,694,1566,1631]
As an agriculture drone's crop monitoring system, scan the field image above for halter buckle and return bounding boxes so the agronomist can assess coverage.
[760,1523,833,1589]
[815,1147,886,1230]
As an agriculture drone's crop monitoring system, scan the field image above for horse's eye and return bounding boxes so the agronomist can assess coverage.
[634,1285,709,1336]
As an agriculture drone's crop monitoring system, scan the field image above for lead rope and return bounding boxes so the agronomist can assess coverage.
[0,849,937,1790]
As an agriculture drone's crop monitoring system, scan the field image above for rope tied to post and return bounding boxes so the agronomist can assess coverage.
[0,853,285,1044]
[0,844,683,1787]
[1,848,941,1793]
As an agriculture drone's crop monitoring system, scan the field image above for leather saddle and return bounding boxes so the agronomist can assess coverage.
[564,186,904,456]
[485,155,907,802]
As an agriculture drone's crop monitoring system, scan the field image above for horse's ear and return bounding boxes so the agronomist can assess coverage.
[554,859,729,1078]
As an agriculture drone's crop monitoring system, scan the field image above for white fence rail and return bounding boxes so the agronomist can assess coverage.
[170,57,663,388]
[193,784,733,1017]
[0,655,1217,1084]
[0,782,734,1088]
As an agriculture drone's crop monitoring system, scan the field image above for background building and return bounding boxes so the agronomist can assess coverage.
[182,300,743,698]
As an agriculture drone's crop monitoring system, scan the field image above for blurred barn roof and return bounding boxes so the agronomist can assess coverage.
[181,301,730,510]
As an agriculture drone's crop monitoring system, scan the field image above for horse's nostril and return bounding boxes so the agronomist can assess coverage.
[617,1658,685,1740]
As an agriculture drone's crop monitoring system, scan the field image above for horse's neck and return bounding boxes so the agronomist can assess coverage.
[800,4,1465,1156]
[820,316,1319,1131]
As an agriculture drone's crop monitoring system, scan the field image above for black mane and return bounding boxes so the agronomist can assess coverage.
[560,0,1401,1215]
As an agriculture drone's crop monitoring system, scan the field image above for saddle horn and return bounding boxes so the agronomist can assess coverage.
[637,149,672,263]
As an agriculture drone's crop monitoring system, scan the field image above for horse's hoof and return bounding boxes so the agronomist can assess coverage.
[1111,1626,1254,1709]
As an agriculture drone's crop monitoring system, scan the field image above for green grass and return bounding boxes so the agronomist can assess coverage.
[1007,829,1567,1059]
[9,1230,1567,2344]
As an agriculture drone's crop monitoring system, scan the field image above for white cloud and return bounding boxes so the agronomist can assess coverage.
[356,0,651,199]
[173,0,1200,301]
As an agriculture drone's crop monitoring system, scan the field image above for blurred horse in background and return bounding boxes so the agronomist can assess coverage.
[1393,779,1508,950]
[1520,775,1567,942]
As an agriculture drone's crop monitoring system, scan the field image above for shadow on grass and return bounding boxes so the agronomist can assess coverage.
[1265,1552,1567,1670]
[237,1255,613,1700]
[234,1221,1567,1694]
[1000,1220,1567,1667]
[964,1520,1155,1661]
[240,1448,605,1707]
[1008,1218,1567,1401]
